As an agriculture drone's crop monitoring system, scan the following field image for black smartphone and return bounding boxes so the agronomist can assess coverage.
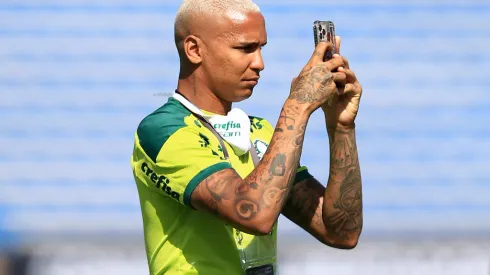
[313,20,336,61]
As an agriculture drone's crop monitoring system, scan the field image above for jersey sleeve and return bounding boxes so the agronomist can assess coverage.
[132,126,232,207]
[250,117,314,184]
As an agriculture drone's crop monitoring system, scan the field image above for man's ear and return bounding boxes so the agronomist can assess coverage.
[184,35,203,64]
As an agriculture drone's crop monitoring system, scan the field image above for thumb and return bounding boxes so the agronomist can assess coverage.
[335,36,341,55]
[309,42,333,64]
[291,76,298,87]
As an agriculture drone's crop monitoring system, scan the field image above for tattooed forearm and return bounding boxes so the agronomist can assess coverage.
[205,171,241,205]
[192,101,312,233]
[283,180,324,230]
[323,127,363,241]
[269,154,287,176]
[190,55,349,234]
[274,167,297,206]
[328,128,356,169]
[279,107,296,131]
[292,124,306,148]
[235,199,259,220]
[324,168,362,239]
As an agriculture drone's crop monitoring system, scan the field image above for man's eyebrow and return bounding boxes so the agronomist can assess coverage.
[237,41,268,46]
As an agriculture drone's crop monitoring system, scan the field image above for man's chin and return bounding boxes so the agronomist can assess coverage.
[234,88,254,102]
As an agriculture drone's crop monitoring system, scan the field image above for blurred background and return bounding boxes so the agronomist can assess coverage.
[1,0,490,274]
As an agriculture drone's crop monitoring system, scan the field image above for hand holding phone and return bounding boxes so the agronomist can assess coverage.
[313,20,336,61]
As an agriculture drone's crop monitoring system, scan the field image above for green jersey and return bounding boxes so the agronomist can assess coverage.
[130,97,312,274]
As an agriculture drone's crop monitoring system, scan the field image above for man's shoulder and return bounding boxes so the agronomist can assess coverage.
[136,97,193,162]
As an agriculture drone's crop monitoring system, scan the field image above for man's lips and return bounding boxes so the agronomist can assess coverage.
[243,77,260,85]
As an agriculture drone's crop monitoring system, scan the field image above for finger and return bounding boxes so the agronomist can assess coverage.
[325,92,338,107]
[343,83,356,94]
[335,36,341,55]
[323,54,345,72]
[290,75,299,89]
[309,42,334,65]
[344,81,362,95]
[341,56,350,69]
[337,85,345,95]
[332,71,346,87]
[290,76,298,88]
[338,67,357,83]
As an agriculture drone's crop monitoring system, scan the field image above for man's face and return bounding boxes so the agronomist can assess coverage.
[200,11,267,103]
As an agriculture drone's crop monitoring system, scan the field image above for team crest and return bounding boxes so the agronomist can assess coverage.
[253,139,268,159]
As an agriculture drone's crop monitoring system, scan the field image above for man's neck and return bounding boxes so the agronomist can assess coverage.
[177,76,231,115]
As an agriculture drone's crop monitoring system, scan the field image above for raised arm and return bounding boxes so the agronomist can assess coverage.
[191,42,345,235]
[281,125,362,249]
[191,100,310,235]
[281,37,364,248]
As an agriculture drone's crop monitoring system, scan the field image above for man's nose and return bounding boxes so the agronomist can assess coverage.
[250,50,265,72]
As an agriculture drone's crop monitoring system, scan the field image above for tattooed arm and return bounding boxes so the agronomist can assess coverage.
[190,42,345,236]
[282,37,364,248]
[282,125,362,249]
[191,100,310,235]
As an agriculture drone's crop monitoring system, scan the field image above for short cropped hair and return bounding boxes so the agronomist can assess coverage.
[174,0,261,49]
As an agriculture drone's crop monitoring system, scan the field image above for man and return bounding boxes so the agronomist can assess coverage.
[130,0,363,274]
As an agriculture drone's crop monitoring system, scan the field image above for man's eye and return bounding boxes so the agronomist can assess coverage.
[236,45,255,52]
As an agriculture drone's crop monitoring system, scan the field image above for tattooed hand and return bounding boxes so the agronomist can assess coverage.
[322,36,363,128]
[288,42,346,114]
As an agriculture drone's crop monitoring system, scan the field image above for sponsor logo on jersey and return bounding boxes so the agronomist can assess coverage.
[214,121,242,137]
[141,162,180,201]
[253,139,269,159]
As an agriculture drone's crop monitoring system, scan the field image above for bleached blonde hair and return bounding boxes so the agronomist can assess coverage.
[174,0,261,50]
